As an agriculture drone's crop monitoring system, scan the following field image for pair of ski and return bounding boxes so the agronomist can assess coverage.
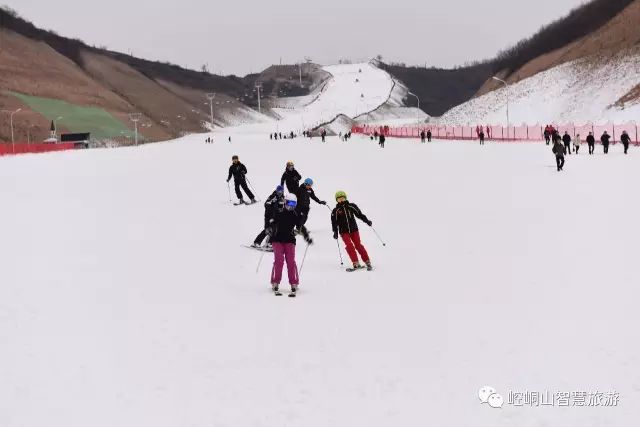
[242,244,273,252]
[233,199,259,206]
[346,265,373,272]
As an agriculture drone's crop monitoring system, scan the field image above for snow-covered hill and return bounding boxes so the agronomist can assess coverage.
[1,133,640,426]
[439,49,640,125]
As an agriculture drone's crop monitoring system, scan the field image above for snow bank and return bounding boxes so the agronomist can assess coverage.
[440,49,640,125]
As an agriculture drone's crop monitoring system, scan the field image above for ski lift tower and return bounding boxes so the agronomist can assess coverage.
[206,93,216,129]
[254,83,263,114]
[129,113,142,145]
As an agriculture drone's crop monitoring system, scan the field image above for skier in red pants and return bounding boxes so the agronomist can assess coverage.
[331,191,373,271]
[269,193,312,296]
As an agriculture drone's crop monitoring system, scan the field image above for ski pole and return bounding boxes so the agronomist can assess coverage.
[227,181,232,203]
[299,243,311,276]
[336,238,344,265]
[371,226,387,247]
[245,177,261,202]
[256,250,266,273]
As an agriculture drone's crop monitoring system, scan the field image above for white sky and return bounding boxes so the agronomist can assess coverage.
[4,0,587,76]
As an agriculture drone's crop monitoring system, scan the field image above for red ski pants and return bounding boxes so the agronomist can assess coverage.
[341,231,370,264]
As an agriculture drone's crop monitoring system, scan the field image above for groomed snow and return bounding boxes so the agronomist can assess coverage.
[439,50,640,125]
[1,134,639,426]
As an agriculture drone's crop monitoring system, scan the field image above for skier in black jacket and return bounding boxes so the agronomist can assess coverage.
[296,178,326,227]
[562,132,572,155]
[252,185,285,248]
[281,161,302,194]
[427,129,432,142]
[586,132,596,155]
[601,131,611,154]
[268,193,312,296]
[331,191,373,271]
[226,155,255,204]
[379,133,386,148]
[621,131,631,154]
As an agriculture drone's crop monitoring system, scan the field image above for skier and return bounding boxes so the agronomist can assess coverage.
[321,129,327,142]
[621,130,631,154]
[544,128,551,145]
[420,130,426,143]
[252,185,285,249]
[479,129,485,145]
[296,178,326,227]
[281,161,302,194]
[601,131,611,154]
[552,138,565,172]
[562,131,572,155]
[269,193,313,296]
[587,132,596,155]
[427,129,432,142]
[379,133,386,148]
[574,134,581,154]
[331,191,373,271]
[226,155,256,205]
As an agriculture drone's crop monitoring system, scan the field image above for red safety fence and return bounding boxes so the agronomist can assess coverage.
[0,143,77,157]
[352,122,640,144]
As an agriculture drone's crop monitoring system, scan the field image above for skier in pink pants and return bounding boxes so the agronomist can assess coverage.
[268,193,313,295]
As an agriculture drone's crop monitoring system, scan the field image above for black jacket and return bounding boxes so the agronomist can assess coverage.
[227,163,247,182]
[552,141,565,157]
[281,169,302,191]
[270,209,310,245]
[331,202,370,235]
[586,135,596,144]
[264,191,285,218]
[601,134,611,145]
[621,133,631,144]
[562,134,571,144]
[296,184,323,209]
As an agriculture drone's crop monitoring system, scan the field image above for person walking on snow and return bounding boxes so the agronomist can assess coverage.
[552,138,565,172]
[281,161,302,194]
[269,193,313,296]
[379,133,386,148]
[427,129,432,142]
[601,131,611,154]
[587,132,596,155]
[296,178,326,227]
[226,155,256,204]
[331,191,373,271]
[621,131,631,154]
[479,129,485,145]
[252,185,285,248]
[574,134,581,154]
[420,130,426,143]
[562,131,572,155]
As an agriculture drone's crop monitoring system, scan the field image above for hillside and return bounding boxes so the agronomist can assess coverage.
[385,0,640,117]
[0,7,329,144]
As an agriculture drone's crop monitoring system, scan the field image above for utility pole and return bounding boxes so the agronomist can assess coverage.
[492,76,510,131]
[255,84,262,114]
[299,63,302,86]
[206,93,216,129]
[129,113,142,145]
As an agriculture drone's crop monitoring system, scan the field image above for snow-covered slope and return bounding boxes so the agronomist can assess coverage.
[440,49,640,125]
[1,134,639,426]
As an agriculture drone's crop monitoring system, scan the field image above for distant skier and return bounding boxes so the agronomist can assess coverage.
[586,132,596,155]
[420,130,426,143]
[479,130,485,145]
[621,130,631,154]
[379,133,386,148]
[226,155,256,204]
[601,131,611,154]
[331,191,373,271]
[270,133,273,140]
[427,129,432,142]
[252,185,285,248]
[552,138,565,172]
[562,131,572,155]
[281,161,302,194]
[296,178,326,227]
[574,134,581,154]
[269,193,313,296]
[544,128,551,145]
[321,129,327,142]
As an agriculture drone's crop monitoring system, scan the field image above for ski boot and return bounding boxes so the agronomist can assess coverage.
[288,285,298,298]
[272,283,282,296]
[346,263,363,272]
[365,261,373,271]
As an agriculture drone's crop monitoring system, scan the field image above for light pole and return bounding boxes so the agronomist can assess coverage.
[2,108,23,150]
[129,113,142,145]
[407,92,420,110]
[206,92,216,129]
[492,76,510,132]
[54,116,63,141]
[255,83,262,114]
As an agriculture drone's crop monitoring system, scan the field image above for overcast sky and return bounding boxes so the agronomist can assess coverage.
[4,0,587,76]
